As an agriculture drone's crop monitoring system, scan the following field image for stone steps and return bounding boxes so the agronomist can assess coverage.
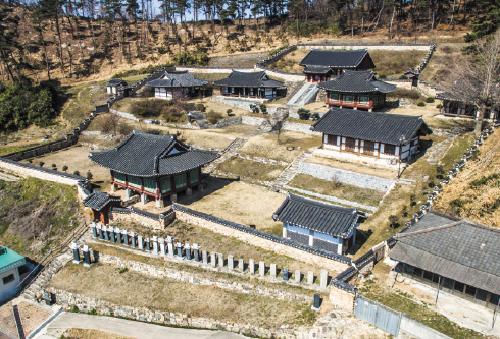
[271,152,312,191]
[204,137,248,173]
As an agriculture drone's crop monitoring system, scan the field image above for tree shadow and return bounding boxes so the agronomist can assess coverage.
[176,175,238,205]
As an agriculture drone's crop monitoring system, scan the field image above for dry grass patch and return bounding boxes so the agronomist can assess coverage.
[50,264,317,329]
[62,81,109,125]
[434,129,500,227]
[289,174,384,207]
[216,157,286,182]
[369,50,427,78]
[62,328,133,339]
[188,181,285,235]
[240,131,321,163]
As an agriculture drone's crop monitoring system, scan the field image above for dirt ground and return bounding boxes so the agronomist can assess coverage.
[239,131,321,163]
[216,157,286,182]
[50,263,316,329]
[305,155,398,179]
[187,181,286,235]
[61,328,134,339]
[434,129,500,227]
[0,299,52,338]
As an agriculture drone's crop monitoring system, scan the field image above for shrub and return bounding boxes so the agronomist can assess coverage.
[51,163,57,168]
[389,215,400,228]
[436,165,445,179]
[161,105,186,123]
[173,51,209,66]
[436,103,443,109]
[69,305,80,313]
[118,124,133,136]
[311,112,320,121]
[206,110,223,124]
[259,104,267,114]
[39,161,45,167]
[416,101,425,107]
[227,109,234,116]
[130,99,166,118]
[249,104,259,114]
[426,97,435,103]
[195,103,206,112]
[73,170,80,176]
[118,267,129,274]
[86,171,93,180]
[297,108,311,120]
[389,88,420,100]
[62,165,68,172]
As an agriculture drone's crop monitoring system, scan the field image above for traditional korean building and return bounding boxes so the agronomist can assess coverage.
[83,191,121,224]
[106,78,129,95]
[89,131,218,207]
[214,71,287,99]
[273,194,359,255]
[312,108,424,165]
[436,92,499,121]
[146,71,209,100]
[0,246,27,303]
[389,212,500,309]
[318,70,396,111]
[300,49,375,83]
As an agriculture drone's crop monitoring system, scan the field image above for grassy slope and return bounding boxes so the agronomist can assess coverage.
[0,178,82,260]
[51,263,316,329]
[216,157,286,182]
[61,81,109,125]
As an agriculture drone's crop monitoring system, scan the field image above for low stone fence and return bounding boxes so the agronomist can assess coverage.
[51,289,294,338]
[89,223,331,291]
[296,42,434,51]
[176,66,252,74]
[256,45,297,67]
[110,207,174,229]
[109,109,140,121]
[172,204,350,272]
[0,157,86,187]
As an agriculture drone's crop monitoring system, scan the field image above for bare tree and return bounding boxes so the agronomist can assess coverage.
[444,30,500,134]
[267,106,289,144]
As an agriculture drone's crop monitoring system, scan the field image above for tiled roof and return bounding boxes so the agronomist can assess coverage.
[83,191,120,211]
[0,246,26,274]
[303,65,332,74]
[107,78,127,87]
[318,70,396,94]
[89,131,218,177]
[146,71,207,88]
[300,49,373,68]
[390,212,500,295]
[272,194,359,238]
[214,71,285,88]
[312,108,423,145]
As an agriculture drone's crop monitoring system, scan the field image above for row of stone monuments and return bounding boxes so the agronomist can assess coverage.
[89,222,330,290]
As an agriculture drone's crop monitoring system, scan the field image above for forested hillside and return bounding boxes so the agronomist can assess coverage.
[0,0,498,82]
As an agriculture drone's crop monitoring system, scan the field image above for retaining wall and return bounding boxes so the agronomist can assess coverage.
[241,115,320,135]
[172,204,350,272]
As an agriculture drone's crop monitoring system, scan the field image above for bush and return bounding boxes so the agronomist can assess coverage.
[426,97,435,103]
[130,99,166,118]
[195,103,206,112]
[389,215,400,228]
[118,123,133,136]
[416,101,425,107]
[297,108,311,120]
[39,161,45,167]
[173,51,209,66]
[389,88,420,100]
[161,105,186,123]
[250,104,259,113]
[206,110,224,124]
[311,112,320,121]
[113,63,174,78]
[436,103,443,109]
[227,109,234,116]
[51,163,56,168]
[73,170,80,176]
[86,171,93,180]
[62,165,68,172]
[259,104,267,114]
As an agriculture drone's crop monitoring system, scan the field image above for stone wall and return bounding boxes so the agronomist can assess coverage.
[173,207,349,272]
[296,43,433,51]
[51,289,293,338]
[241,115,320,135]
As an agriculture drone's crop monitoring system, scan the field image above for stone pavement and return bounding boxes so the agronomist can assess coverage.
[35,312,247,339]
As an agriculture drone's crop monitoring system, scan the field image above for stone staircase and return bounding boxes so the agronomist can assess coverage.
[203,137,248,173]
[287,82,319,109]
[22,253,71,301]
[271,152,312,191]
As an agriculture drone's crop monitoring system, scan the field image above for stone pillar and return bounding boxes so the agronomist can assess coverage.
[126,188,133,200]
[193,244,199,261]
[144,238,150,252]
[166,237,174,258]
[159,238,165,256]
[295,270,301,284]
[210,252,216,267]
[313,294,321,310]
[122,229,129,246]
[217,253,224,268]
[82,245,91,267]
[91,223,97,238]
[130,232,136,248]
[249,259,255,274]
[138,235,143,250]
[98,224,105,240]
[238,258,244,272]
[103,226,109,241]
[152,236,158,256]
[185,243,191,260]
[71,242,80,264]
[114,227,120,243]
[156,198,165,208]
[320,269,328,289]
[176,242,183,258]
[259,261,265,277]
[202,250,208,265]
[282,227,287,238]
[282,268,289,281]
[270,264,277,279]
[141,193,147,205]
[227,255,234,270]
[307,271,314,285]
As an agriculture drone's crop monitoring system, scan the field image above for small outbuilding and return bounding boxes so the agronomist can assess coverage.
[312,108,424,165]
[318,70,396,111]
[146,71,209,100]
[214,71,287,99]
[300,49,375,82]
[273,194,359,255]
[83,191,121,224]
[0,246,27,303]
[389,212,500,309]
[106,78,129,96]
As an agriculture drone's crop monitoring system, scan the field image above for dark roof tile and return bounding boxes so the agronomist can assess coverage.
[146,71,207,88]
[300,49,373,68]
[318,70,396,93]
[214,71,285,88]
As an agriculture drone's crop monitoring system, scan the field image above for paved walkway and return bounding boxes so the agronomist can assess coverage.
[35,312,247,339]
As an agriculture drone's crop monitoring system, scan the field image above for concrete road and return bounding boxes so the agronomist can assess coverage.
[35,312,247,339]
